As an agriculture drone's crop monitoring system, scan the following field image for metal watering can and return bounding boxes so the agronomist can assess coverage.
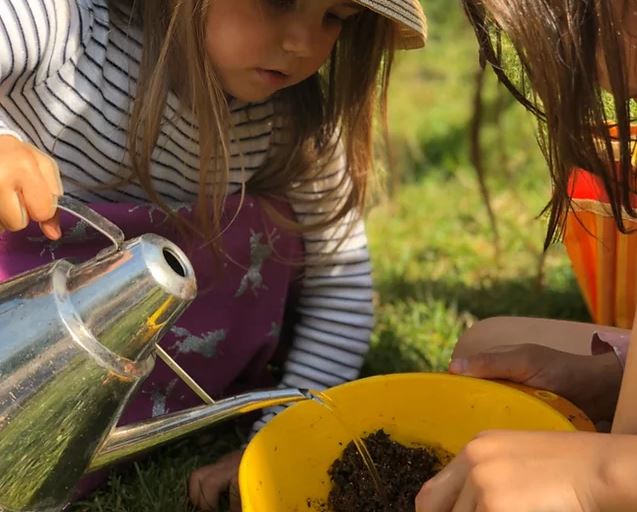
[0,197,309,512]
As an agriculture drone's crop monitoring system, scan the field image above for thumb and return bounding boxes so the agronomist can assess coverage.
[39,211,61,240]
[229,477,241,512]
[188,467,224,511]
[448,350,531,382]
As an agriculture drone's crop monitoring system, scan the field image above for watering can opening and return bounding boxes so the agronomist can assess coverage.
[163,247,187,277]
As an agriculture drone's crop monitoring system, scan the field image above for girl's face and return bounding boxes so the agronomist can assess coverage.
[206,0,363,102]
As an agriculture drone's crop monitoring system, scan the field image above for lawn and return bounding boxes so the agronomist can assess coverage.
[70,2,591,511]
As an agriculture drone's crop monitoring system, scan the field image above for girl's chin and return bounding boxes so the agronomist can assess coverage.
[223,88,276,104]
[222,76,307,103]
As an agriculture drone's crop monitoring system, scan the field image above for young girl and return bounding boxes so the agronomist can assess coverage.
[415,0,637,510]
[0,0,426,509]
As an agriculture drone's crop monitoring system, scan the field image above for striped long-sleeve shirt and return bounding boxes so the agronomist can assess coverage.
[0,0,374,409]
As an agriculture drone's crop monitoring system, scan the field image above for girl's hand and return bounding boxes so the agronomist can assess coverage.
[448,344,622,422]
[415,430,637,512]
[188,450,242,512]
[0,135,63,240]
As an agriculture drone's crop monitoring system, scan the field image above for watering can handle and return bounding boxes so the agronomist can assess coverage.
[57,196,214,406]
[57,195,125,250]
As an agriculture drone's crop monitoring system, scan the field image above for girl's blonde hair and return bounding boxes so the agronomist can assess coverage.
[109,0,395,243]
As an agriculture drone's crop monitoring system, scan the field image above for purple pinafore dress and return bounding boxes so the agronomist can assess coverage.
[0,194,303,486]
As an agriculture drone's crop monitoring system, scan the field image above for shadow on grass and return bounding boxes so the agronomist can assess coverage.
[363,273,590,377]
[376,274,590,322]
[70,425,244,512]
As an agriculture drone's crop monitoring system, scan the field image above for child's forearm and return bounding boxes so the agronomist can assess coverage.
[611,311,637,434]
[595,435,637,510]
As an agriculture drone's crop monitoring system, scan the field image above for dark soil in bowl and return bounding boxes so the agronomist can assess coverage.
[325,429,449,512]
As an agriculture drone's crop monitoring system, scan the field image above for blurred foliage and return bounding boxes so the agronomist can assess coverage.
[366,0,589,375]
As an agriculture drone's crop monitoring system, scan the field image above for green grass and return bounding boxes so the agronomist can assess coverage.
[71,2,591,511]
[71,426,242,512]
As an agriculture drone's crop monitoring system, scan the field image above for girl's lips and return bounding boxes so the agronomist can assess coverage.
[255,68,290,88]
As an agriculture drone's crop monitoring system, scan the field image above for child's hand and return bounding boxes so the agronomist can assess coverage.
[0,135,63,240]
[415,430,637,512]
[448,343,622,422]
[188,450,242,511]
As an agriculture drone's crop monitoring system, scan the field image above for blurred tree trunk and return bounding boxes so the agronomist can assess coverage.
[470,64,501,259]
[494,82,513,183]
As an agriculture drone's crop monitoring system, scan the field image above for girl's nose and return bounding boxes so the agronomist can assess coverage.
[281,16,317,57]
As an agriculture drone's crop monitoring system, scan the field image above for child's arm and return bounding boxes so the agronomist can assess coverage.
[415,312,637,510]
[0,0,92,139]
[0,135,63,238]
[447,317,625,423]
[611,311,637,433]
[281,142,373,387]
[415,430,637,511]
[0,0,90,237]
[252,141,374,431]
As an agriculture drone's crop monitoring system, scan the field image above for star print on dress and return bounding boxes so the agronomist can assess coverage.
[169,326,227,358]
[127,204,169,224]
[235,230,278,297]
[268,322,281,338]
[145,379,178,417]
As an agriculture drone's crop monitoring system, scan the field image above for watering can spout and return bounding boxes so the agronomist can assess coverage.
[88,388,312,471]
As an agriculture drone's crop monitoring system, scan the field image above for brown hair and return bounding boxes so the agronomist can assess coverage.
[108,0,395,244]
[462,0,636,248]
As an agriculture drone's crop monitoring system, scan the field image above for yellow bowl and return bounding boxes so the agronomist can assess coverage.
[239,373,593,511]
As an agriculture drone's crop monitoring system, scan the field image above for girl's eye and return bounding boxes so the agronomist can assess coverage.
[266,0,295,10]
[325,11,346,23]
[325,6,362,24]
